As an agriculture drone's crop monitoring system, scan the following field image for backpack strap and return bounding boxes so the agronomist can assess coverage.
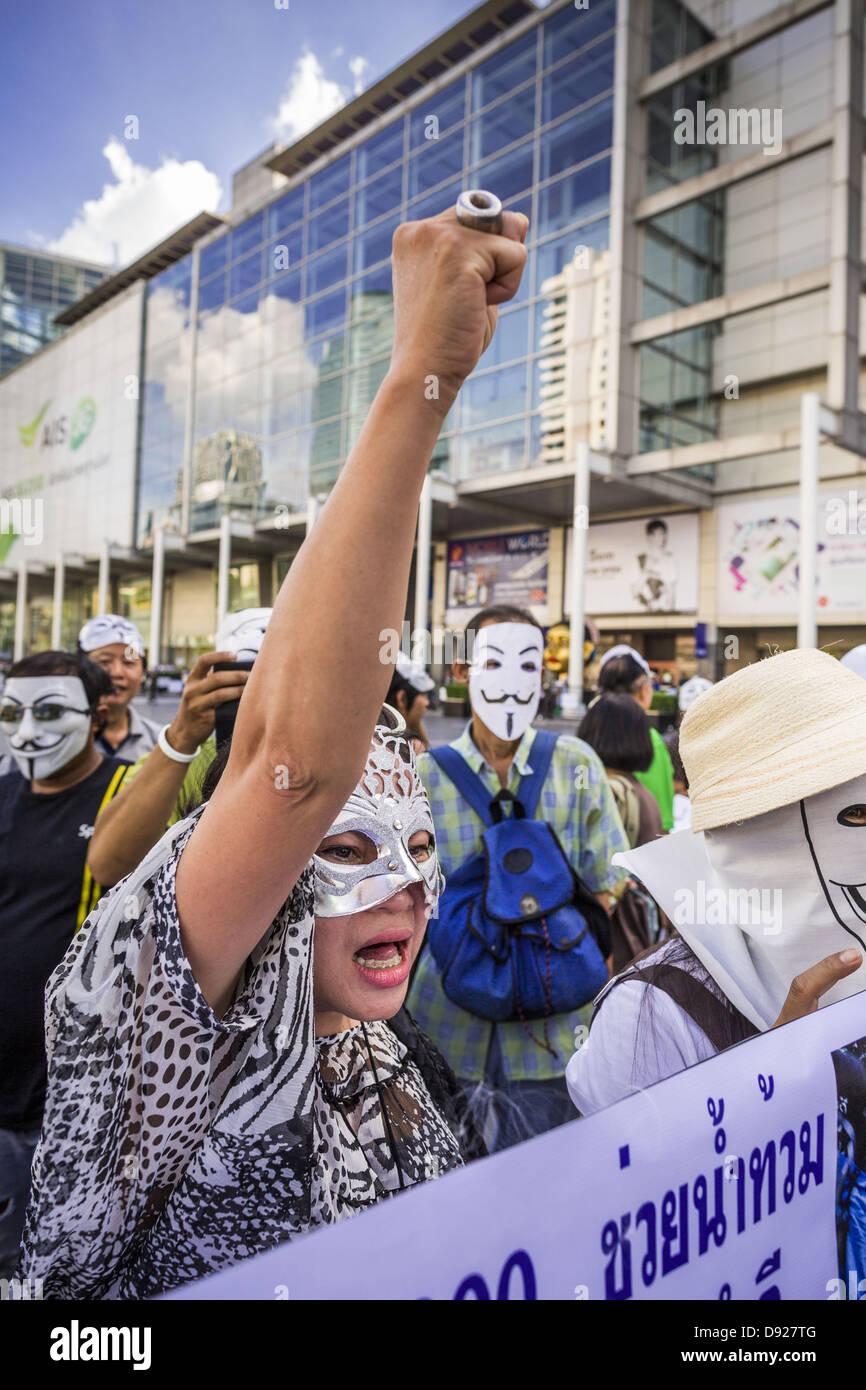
[427,745,496,827]
[514,730,558,818]
[608,773,641,848]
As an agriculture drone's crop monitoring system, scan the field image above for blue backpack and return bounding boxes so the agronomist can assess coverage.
[426,732,610,1025]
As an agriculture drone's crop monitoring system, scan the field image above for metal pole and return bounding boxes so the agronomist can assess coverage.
[51,553,65,649]
[798,392,820,649]
[564,443,591,712]
[150,526,165,667]
[413,474,433,646]
[14,559,27,661]
[217,512,232,631]
[97,541,110,614]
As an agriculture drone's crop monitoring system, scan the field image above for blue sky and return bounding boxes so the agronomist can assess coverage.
[1,0,491,265]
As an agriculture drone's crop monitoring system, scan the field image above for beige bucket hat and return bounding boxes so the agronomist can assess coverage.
[680,648,866,832]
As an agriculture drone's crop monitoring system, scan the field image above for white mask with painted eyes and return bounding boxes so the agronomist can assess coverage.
[468,622,543,742]
[0,676,93,780]
[313,729,443,919]
[215,608,273,662]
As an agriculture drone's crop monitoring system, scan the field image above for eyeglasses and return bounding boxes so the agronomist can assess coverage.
[0,703,91,724]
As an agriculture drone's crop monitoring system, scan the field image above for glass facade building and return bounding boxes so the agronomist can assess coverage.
[0,245,107,378]
[138,0,618,540]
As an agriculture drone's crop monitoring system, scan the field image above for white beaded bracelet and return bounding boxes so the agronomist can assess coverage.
[157,724,200,764]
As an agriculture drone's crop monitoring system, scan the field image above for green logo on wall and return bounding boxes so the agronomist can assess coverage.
[0,526,17,564]
[70,396,97,450]
[18,400,51,448]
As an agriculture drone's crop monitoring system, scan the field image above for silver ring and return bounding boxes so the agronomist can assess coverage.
[456,189,503,235]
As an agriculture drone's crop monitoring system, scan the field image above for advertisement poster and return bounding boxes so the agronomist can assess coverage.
[445,530,549,624]
[169,991,866,1302]
[717,492,866,615]
[565,513,700,616]
[0,284,142,566]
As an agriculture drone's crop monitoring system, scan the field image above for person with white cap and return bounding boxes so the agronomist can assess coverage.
[78,615,161,763]
[597,644,675,830]
[86,608,270,887]
[386,653,434,747]
[567,647,866,1117]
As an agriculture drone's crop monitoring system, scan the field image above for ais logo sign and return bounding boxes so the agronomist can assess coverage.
[19,396,97,451]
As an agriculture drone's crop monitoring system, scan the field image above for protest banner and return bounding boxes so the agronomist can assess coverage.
[167,991,866,1301]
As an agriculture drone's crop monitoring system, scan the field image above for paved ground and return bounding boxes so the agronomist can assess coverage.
[135,697,583,747]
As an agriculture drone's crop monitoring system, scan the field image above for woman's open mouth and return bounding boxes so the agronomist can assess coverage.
[351,936,411,988]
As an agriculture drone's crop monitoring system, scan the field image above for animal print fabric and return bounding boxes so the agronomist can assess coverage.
[18,808,464,1298]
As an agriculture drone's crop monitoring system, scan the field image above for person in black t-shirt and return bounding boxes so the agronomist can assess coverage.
[0,650,126,1276]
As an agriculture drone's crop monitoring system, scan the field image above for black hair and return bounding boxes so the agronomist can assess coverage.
[597,652,650,696]
[646,518,668,536]
[578,693,653,773]
[463,603,544,640]
[8,650,115,715]
[387,671,421,708]
[664,727,687,788]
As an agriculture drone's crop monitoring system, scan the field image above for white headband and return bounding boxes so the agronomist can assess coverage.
[599,644,652,679]
[79,614,145,659]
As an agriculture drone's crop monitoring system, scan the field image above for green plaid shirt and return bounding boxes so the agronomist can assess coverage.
[407,724,629,1082]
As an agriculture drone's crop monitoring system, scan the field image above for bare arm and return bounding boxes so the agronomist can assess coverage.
[176,208,528,1010]
[87,652,248,885]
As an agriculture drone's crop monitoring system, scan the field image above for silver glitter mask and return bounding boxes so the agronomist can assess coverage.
[313,726,443,919]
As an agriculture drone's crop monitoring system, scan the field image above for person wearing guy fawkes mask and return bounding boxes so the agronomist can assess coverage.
[86,607,269,887]
[568,648,866,1117]
[0,650,126,1277]
[407,603,629,1152]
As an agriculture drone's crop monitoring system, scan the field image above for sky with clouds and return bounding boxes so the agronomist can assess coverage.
[1,0,488,268]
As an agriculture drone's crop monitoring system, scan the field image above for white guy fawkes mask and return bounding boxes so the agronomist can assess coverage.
[215,607,273,662]
[468,621,543,742]
[0,676,93,780]
[313,728,443,919]
[704,774,866,1014]
[615,772,866,1030]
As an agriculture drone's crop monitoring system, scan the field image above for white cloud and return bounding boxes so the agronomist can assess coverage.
[269,47,373,142]
[47,138,222,267]
[348,55,371,95]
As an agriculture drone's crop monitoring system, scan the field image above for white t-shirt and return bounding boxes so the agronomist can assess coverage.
[566,939,718,1116]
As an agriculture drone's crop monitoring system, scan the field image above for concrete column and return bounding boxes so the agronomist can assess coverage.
[217,512,232,630]
[51,553,65,649]
[827,0,863,414]
[607,0,649,459]
[564,443,591,711]
[97,541,110,615]
[413,474,433,644]
[798,393,820,649]
[14,560,28,660]
[150,526,166,667]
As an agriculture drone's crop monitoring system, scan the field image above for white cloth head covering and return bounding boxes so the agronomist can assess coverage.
[616,648,866,1029]
[79,615,145,658]
[841,645,866,681]
[599,644,652,680]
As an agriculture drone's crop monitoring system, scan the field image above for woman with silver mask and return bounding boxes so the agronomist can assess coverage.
[19,201,529,1297]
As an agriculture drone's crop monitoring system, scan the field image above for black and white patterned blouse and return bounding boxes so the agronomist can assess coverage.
[19,809,467,1299]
